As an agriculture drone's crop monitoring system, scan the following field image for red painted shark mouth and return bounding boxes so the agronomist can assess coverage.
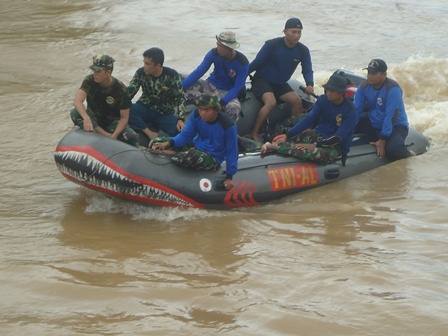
[54,145,203,208]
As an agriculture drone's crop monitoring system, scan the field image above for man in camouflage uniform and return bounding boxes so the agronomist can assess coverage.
[182,31,249,122]
[127,47,186,141]
[71,55,138,146]
[152,94,239,191]
[261,74,357,165]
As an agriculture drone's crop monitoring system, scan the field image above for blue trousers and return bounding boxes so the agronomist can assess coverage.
[129,101,179,137]
[355,113,411,161]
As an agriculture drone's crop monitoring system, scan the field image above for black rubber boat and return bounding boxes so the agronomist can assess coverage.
[54,70,429,209]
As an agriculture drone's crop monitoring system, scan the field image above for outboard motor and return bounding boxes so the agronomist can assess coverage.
[332,69,366,100]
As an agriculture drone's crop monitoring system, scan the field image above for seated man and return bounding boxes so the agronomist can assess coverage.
[128,47,186,141]
[261,74,357,165]
[182,31,249,122]
[71,54,138,146]
[151,94,238,190]
[353,59,415,160]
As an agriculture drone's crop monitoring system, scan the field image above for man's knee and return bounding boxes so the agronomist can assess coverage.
[386,145,411,161]
[261,93,277,109]
[280,92,302,107]
[285,93,302,106]
[291,96,303,107]
[121,127,139,146]
[163,120,180,137]
[70,108,81,125]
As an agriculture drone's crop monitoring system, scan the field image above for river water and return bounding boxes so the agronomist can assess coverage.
[1,0,448,335]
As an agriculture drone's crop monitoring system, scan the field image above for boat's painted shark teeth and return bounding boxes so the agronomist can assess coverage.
[54,150,196,207]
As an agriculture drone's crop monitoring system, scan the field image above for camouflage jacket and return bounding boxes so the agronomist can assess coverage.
[127,66,186,120]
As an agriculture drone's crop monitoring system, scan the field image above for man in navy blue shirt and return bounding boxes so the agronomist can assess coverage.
[354,59,415,160]
[182,31,249,122]
[261,74,356,165]
[249,18,315,141]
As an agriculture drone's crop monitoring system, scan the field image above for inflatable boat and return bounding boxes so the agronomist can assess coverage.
[54,70,430,209]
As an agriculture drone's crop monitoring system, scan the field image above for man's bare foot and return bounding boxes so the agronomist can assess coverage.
[261,142,278,154]
[409,150,416,157]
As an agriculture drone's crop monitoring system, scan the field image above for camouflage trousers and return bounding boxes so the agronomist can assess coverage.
[278,129,341,165]
[70,108,139,147]
[151,137,220,171]
[184,79,241,122]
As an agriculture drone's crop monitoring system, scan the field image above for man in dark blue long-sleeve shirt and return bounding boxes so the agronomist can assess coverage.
[248,17,315,141]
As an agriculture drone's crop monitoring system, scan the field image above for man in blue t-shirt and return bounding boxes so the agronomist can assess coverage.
[249,17,315,141]
[182,31,249,122]
[261,74,356,165]
[354,59,415,160]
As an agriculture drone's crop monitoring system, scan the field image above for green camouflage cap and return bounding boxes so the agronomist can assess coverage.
[89,54,115,71]
[195,94,220,109]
